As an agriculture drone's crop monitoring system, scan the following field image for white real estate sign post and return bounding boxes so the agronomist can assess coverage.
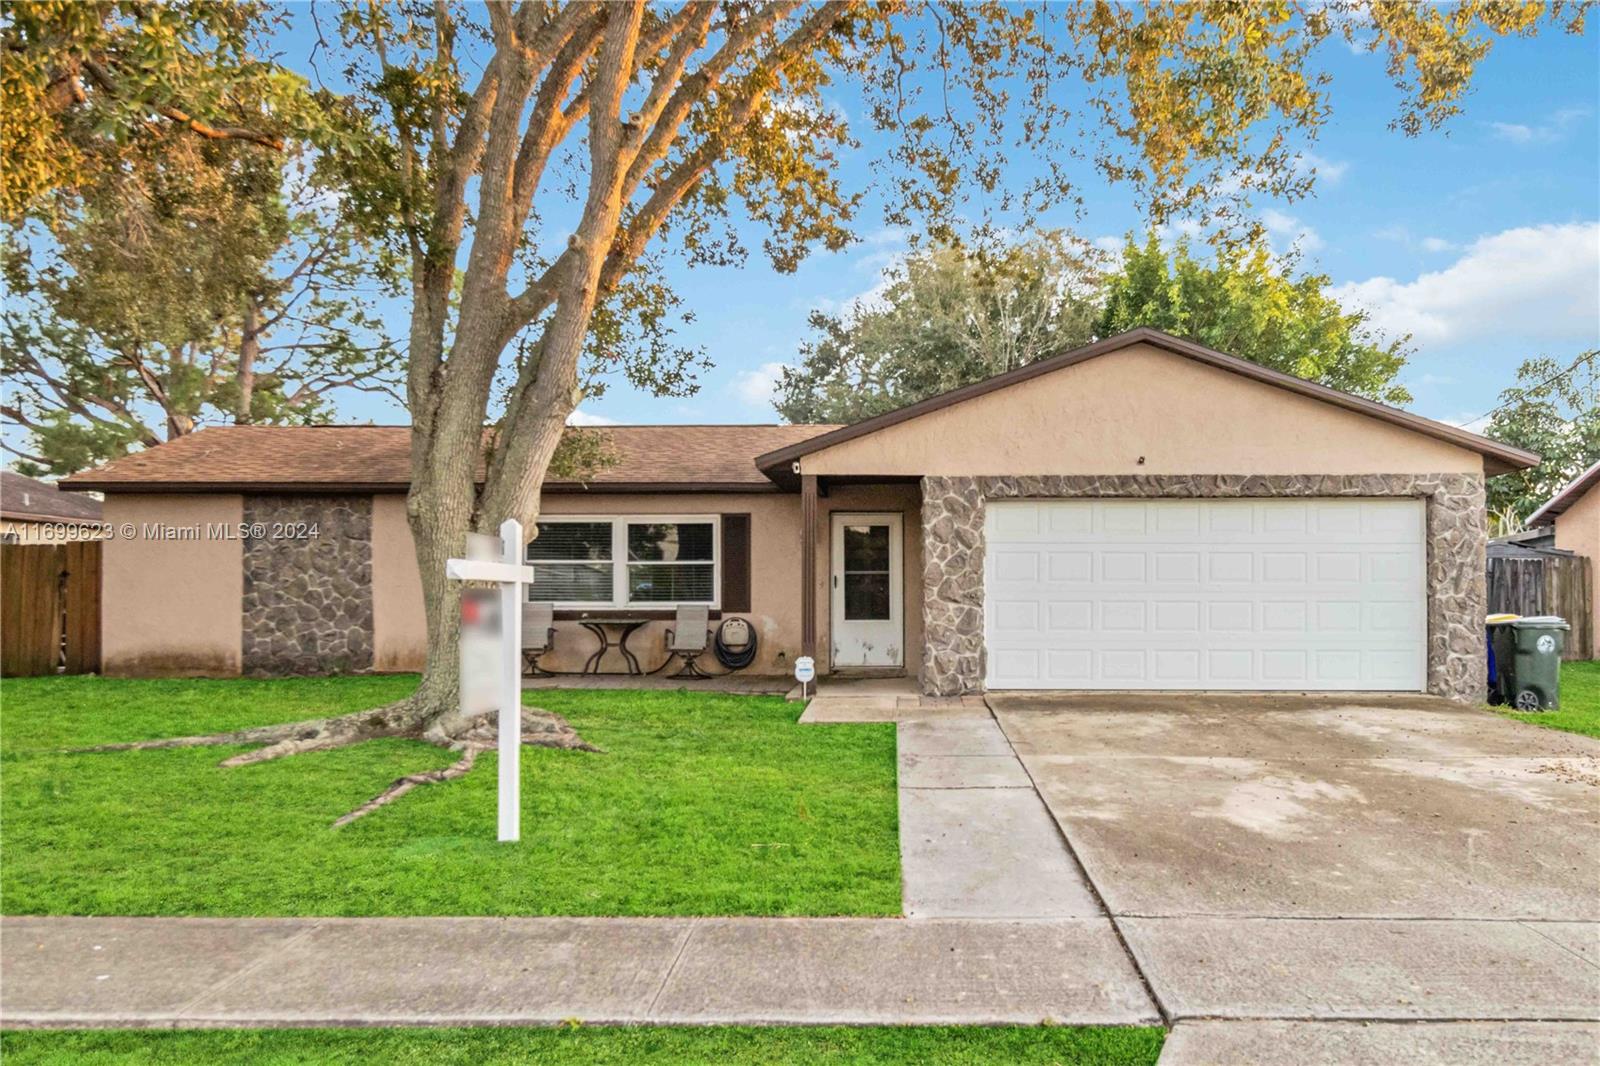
[446,519,535,842]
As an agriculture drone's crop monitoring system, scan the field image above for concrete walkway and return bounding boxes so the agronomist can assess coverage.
[0,915,1157,1028]
[896,710,1102,919]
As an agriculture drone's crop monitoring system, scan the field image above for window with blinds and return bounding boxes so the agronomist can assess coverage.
[528,517,718,607]
[526,521,612,603]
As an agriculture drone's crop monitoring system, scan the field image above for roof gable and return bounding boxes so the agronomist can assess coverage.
[756,328,1539,482]
[1527,459,1600,527]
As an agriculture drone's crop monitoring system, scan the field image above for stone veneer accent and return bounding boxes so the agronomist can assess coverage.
[920,474,1487,702]
[241,495,374,675]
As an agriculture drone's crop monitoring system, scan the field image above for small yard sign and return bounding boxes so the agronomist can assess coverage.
[446,520,536,842]
[794,655,816,698]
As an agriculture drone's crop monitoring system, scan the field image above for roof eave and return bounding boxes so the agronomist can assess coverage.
[0,510,103,523]
[64,478,787,495]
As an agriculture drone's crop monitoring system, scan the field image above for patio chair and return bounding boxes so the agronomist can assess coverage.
[665,604,713,679]
[521,601,557,677]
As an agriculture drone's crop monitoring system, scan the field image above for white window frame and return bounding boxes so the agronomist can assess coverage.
[527,515,720,610]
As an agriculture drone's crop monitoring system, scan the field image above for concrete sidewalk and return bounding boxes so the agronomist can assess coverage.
[0,915,1159,1029]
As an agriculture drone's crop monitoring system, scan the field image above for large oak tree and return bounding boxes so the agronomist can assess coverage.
[7,1,1585,818]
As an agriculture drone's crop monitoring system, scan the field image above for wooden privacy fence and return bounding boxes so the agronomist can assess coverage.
[1487,552,1593,661]
[1,541,101,676]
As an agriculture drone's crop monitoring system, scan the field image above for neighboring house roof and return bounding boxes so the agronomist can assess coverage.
[1,470,104,522]
[1526,459,1600,528]
[60,424,841,494]
[754,328,1542,482]
[1492,528,1557,548]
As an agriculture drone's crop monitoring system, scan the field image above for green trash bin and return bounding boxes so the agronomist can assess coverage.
[1490,616,1570,711]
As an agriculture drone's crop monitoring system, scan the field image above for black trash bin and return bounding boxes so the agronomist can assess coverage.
[1490,616,1569,711]
[1485,613,1520,704]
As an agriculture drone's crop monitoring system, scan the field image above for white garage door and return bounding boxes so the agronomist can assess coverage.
[984,499,1427,691]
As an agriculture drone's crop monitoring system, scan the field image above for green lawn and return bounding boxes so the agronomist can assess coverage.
[1498,659,1600,738]
[0,1026,1163,1065]
[0,677,900,916]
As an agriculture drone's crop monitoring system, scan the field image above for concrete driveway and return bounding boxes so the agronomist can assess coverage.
[986,692,1600,1062]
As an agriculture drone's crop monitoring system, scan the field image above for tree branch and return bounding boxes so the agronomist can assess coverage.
[79,58,284,151]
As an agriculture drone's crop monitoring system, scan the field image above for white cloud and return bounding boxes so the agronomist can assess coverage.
[1156,218,1207,244]
[1330,222,1600,345]
[1488,106,1590,146]
[1491,122,1539,145]
[731,361,789,413]
[1293,150,1349,185]
[1261,208,1323,253]
[1441,412,1492,434]
[1371,227,1457,253]
[566,409,619,426]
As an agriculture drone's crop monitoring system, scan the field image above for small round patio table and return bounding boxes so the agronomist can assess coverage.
[578,617,651,675]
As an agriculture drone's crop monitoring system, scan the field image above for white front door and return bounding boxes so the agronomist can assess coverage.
[830,513,904,668]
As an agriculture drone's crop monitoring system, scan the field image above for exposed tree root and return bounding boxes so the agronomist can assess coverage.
[332,708,601,827]
[72,706,414,757]
[332,747,480,828]
[73,700,601,827]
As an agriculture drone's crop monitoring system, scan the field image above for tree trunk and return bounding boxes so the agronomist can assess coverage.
[399,422,480,742]
[236,297,259,422]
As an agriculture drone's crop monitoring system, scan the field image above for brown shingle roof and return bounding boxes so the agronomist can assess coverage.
[60,424,840,493]
[2,470,104,521]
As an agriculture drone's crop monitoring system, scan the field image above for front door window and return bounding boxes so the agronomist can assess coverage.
[842,524,892,620]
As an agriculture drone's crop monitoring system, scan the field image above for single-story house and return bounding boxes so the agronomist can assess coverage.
[2,470,104,544]
[63,328,1538,700]
[1527,459,1600,658]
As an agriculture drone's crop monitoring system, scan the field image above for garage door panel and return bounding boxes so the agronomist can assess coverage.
[992,550,1038,581]
[1047,600,1092,630]
[1047,552,1091,581]
[984,499,1426,691]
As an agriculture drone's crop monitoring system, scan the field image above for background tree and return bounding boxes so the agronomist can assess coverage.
[2,137,403,474]
[1485,352,1600,533]
[1,0,309,223]
[775,233,1102,424]
[776,228,1414,423]
[1096,232,1413,405]
[35,1,1586,819]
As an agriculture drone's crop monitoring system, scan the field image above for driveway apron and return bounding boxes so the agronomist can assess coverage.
[986,693,1600,1062]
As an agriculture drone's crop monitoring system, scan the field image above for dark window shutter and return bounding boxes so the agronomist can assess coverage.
[721,513,751,612]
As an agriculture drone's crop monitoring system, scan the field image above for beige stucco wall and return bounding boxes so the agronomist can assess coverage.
[801,343,1485,478]
[372,492,808,675]
[371,492,807,676]
[369,485,924,678]
[371,494,427,672]
[102,494,243,676]
[1553,486,1600,659]
[536,493,805,676]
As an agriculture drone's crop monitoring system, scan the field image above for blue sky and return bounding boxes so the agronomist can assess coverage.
[323,13,1599,433]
